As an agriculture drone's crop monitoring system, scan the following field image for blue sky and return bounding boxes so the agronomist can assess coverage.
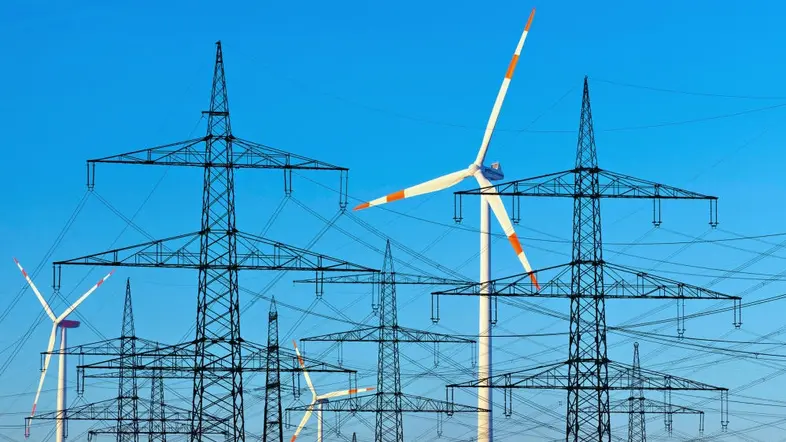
[3,0,786,440]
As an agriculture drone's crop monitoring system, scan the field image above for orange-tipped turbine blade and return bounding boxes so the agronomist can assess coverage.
[475,173,540,290]
[354,169,470,211]
[474,8,536,166]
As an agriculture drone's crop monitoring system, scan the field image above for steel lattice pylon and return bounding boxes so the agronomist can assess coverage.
[376,242,404,440]
[628,343,645,442]
[117,278,140,442]
[567,75,611,442]
[437,76,738,441]
[49,41,375,442]
[149,361,166,442]
[190,40,244,442]
[291,241,483,441]
[263,299,283,442]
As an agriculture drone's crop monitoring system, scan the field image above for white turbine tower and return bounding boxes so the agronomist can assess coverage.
[14,258,115,442]
[353,9,537,442]
[290,341,374,442]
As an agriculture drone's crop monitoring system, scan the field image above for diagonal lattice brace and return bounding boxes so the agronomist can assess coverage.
[300,326,474,344]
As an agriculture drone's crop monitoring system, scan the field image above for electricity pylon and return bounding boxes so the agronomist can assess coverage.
[289,241,485,441]
[435,77,738,441]
[48,40,376,442]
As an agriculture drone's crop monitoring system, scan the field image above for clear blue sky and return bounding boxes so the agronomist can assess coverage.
[3,0,786,440]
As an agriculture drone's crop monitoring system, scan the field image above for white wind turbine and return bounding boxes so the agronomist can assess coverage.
[290,340,374,442]
[14,258,115,442]
[353,9,538,441]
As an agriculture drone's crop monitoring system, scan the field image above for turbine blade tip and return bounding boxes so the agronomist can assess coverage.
[525,8,536,31]
[354,202,370,211]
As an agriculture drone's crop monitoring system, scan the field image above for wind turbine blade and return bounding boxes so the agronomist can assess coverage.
[30,324,58,419]
[56,269,115,322]
[354,169,471,211]
[318,386,375,400]
[475,172,540,290]
[289,406,314,442]
[292,340,317,400]
[14,258,56,321]
[474,8,536,166]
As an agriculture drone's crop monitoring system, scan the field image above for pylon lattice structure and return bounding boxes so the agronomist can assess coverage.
[623,343,705,441]
[48,41,377,442]
[435,77,738,442]
[289,241,485,442]
[262,298,283,442]
[29,279,228,440]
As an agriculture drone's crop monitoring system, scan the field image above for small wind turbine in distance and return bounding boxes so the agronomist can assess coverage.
[353,8,538,442]
[290,340,374,442]
[14,258,115,442]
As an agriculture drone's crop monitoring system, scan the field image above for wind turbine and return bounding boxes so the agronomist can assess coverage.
[353,9,537,441]
[14,258,115,442]
[290,340,374,442]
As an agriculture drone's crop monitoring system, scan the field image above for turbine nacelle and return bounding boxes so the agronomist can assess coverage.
[482,162,504,181]
[59,320,81,329]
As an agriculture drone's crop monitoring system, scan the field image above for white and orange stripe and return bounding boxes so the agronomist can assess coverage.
[475,173,541,290]
[354,168,471,211]
[474,7,535,166]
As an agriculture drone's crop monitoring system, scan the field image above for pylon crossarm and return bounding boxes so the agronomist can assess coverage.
[453,168,719,226]
[301,326,381,342]
[28,398,225,427]
[395,326,475,344]
[455,168,716,200]
[232,138,347,171]
[43,337,168,357]
[285,393,487,413]
[448,361,726,391]
[608,361,727,392]
[86,136,348,183]
[607,397,703,414]
[433,262,739,301]
[52,231,377,289]
[604,263,740,300]
[273,348,356,373]
[447,361,566,389]
[88,137,207,166]
[88,422,228,437]
[293,272,470,286]
[236,231,378,272]
[432,264,570,297]
[300,326,474,344]
[78,341,354,377]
